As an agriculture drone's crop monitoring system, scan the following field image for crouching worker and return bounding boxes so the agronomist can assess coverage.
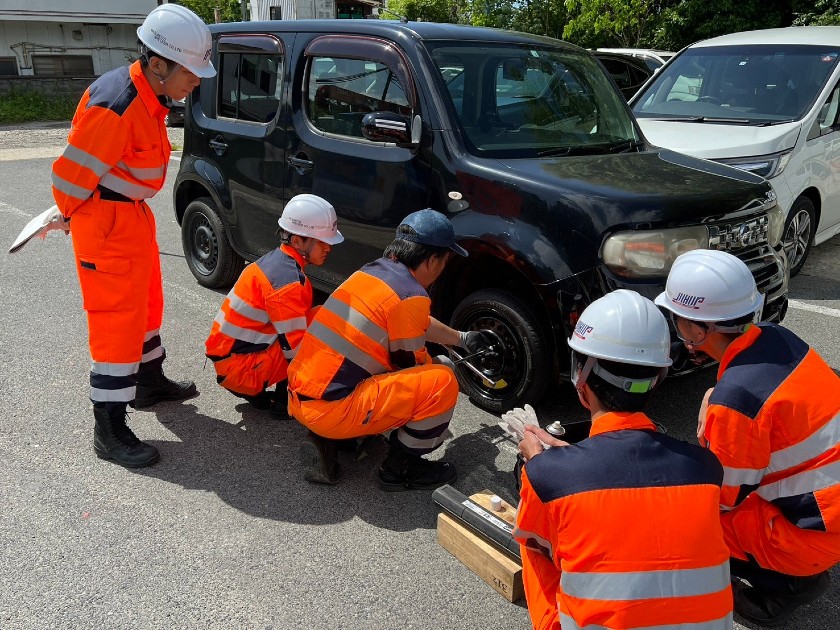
[657,249,840,627]
[287,209,494,489]
[206,195,343,413]
[514,290,733,630]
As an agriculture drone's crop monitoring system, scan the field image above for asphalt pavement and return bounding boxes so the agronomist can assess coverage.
[1,122,839,629]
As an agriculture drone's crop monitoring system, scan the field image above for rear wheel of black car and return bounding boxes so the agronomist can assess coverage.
[182,197,244,289]
[450,289,551,413]
[783,196,815,277]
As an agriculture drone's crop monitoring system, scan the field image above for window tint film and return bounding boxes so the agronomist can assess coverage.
[306,56,410,138]
[219,52,283,123]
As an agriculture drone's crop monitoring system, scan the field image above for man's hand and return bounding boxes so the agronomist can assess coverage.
[459,329,495,354]
[519,425,569,461]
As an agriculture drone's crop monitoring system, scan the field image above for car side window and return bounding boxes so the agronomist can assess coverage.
[816,85,840,134]
[219,52,283,123]
[306,56,410,138]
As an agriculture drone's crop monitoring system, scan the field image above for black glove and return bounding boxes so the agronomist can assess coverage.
[459,329,495,354]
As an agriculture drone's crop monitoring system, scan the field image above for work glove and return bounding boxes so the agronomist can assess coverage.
[458,329,495,354]
[499,404,540,442]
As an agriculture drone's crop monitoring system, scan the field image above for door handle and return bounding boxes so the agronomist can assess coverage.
[288,155,314,175]
[209,137,228,154]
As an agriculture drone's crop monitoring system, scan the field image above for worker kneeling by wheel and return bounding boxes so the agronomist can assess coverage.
[513,290,734,630]
[205,194,343,415]
[287,209,493,489]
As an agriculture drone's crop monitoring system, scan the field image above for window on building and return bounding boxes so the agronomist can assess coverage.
[219,52,283,123]
[269,6,282,19]
[0,57,18,76]
[337,3,366,18]
[32,55,94,77]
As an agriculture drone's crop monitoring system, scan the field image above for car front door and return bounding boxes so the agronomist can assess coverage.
[283,34,430,289]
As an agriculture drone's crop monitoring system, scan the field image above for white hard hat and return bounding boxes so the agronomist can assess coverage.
[137,4,216,79]
[569,290,672,367]
[278,195,344,245]
[655,249,764,324]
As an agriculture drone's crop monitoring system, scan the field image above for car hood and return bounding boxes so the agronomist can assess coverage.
[636,119,802,160]
[462,149,774,277]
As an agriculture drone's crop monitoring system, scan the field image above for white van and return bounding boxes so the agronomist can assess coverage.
[631,27,840,275]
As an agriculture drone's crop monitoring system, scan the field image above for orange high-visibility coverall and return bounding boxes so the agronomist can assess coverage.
[287,257,458,454]
[51,61,171,404]
[514,412,733,630]
[206,245,314,396]
[704,323,840,577]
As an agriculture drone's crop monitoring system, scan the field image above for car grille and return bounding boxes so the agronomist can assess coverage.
[708,215,769,251]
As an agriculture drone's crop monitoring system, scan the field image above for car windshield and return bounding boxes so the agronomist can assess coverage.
[633,44,840,124]
[428,42,639,158]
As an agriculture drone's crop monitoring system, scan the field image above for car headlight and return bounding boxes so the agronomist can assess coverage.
[717,151,792,179]
[601,226,709,278]
[766,201,784,247]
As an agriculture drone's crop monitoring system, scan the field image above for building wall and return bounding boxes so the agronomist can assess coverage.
[0,0,159,78]
[0,21,139,77]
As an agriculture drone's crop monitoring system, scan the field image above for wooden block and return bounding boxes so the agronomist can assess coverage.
[436,490,524,602]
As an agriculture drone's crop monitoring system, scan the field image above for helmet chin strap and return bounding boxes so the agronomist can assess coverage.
[152,62,181,88]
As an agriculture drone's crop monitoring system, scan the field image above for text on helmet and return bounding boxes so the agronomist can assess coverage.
[672,292,705,309]
[151,29,183,55]
[574,320,593,339]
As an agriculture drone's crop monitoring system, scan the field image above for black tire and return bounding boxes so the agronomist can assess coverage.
[450,289,551,413]
[181,197,244,289]
[783,197,815,277]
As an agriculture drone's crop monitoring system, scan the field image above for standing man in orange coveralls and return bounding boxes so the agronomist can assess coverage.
[657,249,840,627]
[513,290,733,630]
[50,4,215,468]
[287,209,495,489]
[205,194,343,413]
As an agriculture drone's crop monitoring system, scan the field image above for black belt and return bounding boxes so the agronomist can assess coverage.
[96,185,134,203]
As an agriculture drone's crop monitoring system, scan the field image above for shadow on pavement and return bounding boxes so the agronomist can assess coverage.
[133,400,519,533]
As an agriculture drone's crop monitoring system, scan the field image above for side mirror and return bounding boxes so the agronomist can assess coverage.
[361,112,418,147]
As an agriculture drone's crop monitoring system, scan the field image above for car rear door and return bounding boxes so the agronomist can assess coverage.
[283,34,431,289]
[203,33,289,259]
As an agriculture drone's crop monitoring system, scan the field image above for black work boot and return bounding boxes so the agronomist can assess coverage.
[93,403,160,468]
[378,438,456,492]
[299,430,341,485]
[734,571,830,627]
[134,369,198,409]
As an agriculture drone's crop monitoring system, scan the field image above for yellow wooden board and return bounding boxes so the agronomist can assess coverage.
[436,490,524,603]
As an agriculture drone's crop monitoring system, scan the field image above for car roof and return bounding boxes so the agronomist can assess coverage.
[210,19,582,51]
[690,26,840,48]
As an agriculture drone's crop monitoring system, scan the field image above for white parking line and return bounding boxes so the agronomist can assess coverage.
[788,299,840,319]
[0,201,30,218]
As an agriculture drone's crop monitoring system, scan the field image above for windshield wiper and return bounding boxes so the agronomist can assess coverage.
[537,140,642,157]
[655,116,751,124]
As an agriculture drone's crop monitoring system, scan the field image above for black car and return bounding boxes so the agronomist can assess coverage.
[173,20,788,412]
[592,51,655,100]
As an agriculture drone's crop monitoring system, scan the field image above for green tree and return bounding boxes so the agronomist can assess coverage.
[384,0,460,23]
[177,0,243,24]
[794,0,840,25]
[654,1,794,51]
[563,0,671,48]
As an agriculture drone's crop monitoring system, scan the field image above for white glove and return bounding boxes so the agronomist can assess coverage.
[499,404,540,441]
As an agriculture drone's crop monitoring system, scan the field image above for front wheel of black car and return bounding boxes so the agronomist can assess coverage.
[182,197,244,289]
[783,196,815,278]
[450,289,551,413]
